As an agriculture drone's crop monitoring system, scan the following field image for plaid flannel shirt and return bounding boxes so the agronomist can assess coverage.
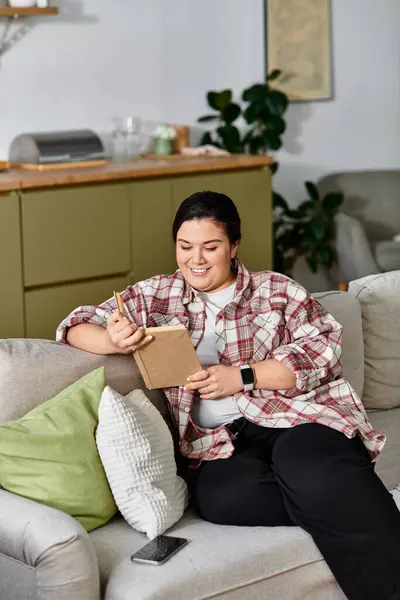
[56,261,385,462]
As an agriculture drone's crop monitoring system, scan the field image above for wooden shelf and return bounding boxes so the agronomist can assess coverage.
[0,7,58,16]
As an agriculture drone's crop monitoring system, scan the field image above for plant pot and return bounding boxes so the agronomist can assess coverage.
[8,0,36,6]
[153,138,172,156]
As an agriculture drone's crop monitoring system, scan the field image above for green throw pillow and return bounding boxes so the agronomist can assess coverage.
[0,367,117,532]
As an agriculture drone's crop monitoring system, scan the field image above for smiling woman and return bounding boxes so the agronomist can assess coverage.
[173,191,240,294]
[57,190,400,600]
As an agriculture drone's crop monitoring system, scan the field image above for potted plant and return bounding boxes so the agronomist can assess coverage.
[197,70,288,155]
[197,73,342,277]
[152,124,177,156]
[273,182,344,276]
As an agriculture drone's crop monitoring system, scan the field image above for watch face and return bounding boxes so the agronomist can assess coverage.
[241,367,255,385]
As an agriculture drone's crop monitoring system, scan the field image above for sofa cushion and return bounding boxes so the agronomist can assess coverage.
[0,339,169,424]
[348,271,400,409]
[313,290,364,399]
[90,512,343,600]
[96,386,188,540]
[0,368,117,532]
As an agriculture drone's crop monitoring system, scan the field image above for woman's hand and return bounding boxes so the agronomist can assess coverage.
[106,312,153,354]
[186,365,243,400]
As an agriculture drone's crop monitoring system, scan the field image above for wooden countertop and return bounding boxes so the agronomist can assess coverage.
[0,155,274,192]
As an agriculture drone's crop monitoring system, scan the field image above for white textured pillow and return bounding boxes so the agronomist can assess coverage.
[96,386,188,540]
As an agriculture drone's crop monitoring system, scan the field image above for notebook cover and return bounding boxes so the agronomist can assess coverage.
[133,325,202,389]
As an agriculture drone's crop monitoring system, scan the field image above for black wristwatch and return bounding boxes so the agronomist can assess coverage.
[240,364,255,392]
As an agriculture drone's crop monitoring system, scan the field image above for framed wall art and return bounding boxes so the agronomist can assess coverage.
[264,0,333,101]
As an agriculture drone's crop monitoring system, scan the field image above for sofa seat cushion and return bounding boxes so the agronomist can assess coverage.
[369,407,400,490]
[90,512,344,600]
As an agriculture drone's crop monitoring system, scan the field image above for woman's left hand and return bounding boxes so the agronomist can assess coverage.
[185,365,243,400]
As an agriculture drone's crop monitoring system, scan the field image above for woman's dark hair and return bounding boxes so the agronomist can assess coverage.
[172,190,242,246]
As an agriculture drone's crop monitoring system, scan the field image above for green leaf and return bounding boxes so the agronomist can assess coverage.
[315,246,335,267]
[273,192,289,211]
[197,114,219,123]
[286,207,308,219]
[265,90,289,116]
[217,125,240,152]
[310,218,328,241]
[249,135,265,154]
[269,162,279,175]
[215,89,232,110]
[297,200,315,213]
[262,115,286,135]
[306,253,318,273]
[276,230,294,249]
[304,181,319,203]
[300,234,317,250]
[243,102,264,124]
[242,84,267,103]
[207,91,219,111]
[322,192,344,214]
[200,131,213,146]
[267,69,282,81]
[242,129,254,146]
[222,103,241,124]
[273,246,286,273]
[263,131,282,151]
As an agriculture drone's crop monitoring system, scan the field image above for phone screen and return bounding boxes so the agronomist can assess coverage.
[131,535,188,565]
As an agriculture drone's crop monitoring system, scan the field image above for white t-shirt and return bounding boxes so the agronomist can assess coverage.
[191,283,242,429]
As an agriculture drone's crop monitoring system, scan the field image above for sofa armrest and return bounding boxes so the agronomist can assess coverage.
[0,489,100,600]
[335,213,380,282]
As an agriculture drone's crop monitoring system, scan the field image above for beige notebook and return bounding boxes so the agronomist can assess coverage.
[133,325,202,389]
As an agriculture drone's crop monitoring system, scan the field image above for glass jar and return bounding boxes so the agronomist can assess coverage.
[111,116,142,161]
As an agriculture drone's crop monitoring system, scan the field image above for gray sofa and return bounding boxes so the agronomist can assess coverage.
[1,271,400,600]
[319,170,400,283]
[294,170,400,293]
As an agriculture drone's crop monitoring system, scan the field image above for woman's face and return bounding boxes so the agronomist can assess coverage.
[175,218,238,293]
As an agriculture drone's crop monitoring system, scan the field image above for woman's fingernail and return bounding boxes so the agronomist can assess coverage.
[147,335,154,341]
[187,377,191,382]
[183,386,187,390]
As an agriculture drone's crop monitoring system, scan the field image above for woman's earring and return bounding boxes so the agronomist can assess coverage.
[231,257,238,270]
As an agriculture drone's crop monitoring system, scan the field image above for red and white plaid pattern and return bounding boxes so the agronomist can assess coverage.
[57,262,385,462]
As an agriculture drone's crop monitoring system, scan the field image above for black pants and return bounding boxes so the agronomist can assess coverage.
[191,420,400,600]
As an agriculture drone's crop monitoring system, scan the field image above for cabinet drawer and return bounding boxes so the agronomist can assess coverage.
[25,275,131,340]
[21,184,131,287]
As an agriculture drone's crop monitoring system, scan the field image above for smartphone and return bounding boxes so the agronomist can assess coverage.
[131,535,188,566]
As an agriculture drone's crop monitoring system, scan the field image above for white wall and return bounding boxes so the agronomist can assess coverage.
[275,0,400,204]
[1,0,399,205]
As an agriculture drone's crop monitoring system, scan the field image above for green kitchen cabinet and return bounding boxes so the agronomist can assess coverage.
[223,168,272,271]
[130,179,175,283]
[0,193,24,338]
[0,164,272,339]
